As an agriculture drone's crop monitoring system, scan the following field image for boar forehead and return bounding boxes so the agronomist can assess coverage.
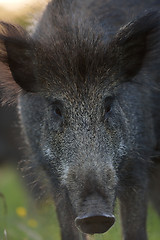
[34,45,118,94]
[33,16,121,93]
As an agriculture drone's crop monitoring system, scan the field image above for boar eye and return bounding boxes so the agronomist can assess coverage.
[105,105,111,113]
[54,107,62,117]
[49,101,63,120]
[47,100,64,131]
[104,96,114,119]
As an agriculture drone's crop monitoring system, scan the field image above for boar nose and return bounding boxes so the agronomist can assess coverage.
[75,214,115,234]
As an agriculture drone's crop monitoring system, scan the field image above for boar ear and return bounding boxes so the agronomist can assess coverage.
[0,22,37,102]
[109,11,160,79]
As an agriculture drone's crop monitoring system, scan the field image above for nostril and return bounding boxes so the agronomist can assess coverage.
[75,214,115,234]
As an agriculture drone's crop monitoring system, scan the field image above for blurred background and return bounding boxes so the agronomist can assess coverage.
[0,0,47,26]
[0,1,159,240]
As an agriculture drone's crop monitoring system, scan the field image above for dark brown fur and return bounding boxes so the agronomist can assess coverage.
[0,1,160,240]
[1,9,160,102]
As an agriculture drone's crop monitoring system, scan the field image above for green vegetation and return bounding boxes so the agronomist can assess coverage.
[0,167,159,240]
[0,167,60,240]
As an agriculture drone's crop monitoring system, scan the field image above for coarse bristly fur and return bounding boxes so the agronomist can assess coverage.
[0,1,160,102]
[0,0,160,240]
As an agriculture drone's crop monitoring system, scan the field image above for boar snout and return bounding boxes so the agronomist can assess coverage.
[74,194,115,234]
[75,213,115,234]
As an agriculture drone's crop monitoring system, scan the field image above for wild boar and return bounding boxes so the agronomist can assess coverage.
[0,0,160,239]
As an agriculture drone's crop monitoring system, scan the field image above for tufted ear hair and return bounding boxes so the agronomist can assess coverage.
[0,22,38,103]
[107,11,160,79]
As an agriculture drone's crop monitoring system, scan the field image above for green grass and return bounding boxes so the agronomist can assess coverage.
[0,167,60,240]
[0,166,159,240]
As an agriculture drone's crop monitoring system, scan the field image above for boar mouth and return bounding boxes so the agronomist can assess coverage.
[75,213,115,234]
